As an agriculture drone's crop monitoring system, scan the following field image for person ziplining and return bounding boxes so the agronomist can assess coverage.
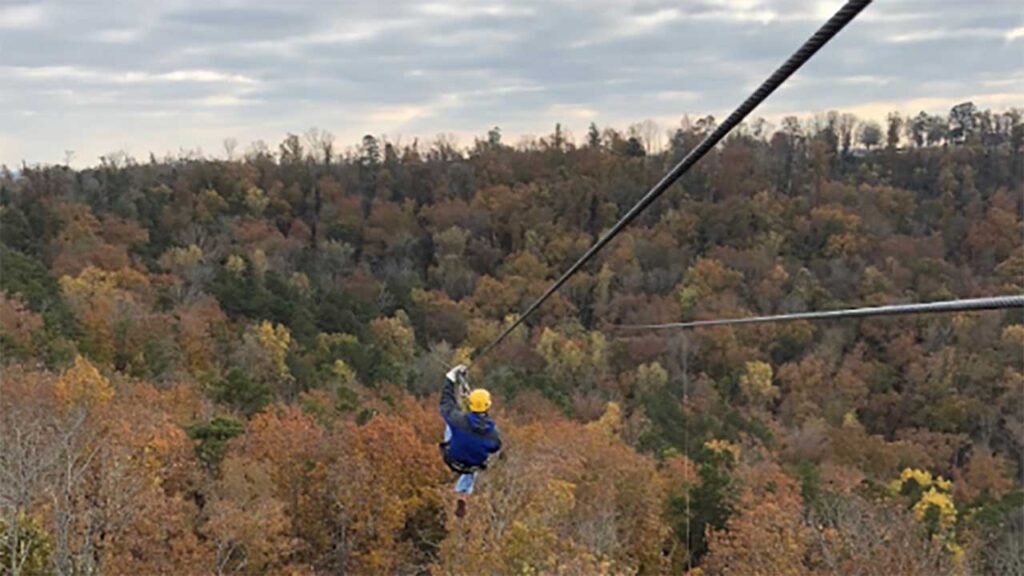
[432,0,874,522]
[438,364,501,518]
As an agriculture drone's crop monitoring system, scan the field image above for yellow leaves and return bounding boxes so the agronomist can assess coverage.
[895,466,954,494]
[705,439,741,462]
[556,337,582,372]
[225,254,247,276]
[177,296,227,377]
[537,327,608,387]
[255,321,291,377]
[889,467,962,555]
[243,185,269,215]
[469,275,518,319]
[811,205,862,231]
[1001,324,1024,348]
[452,346,474,368]
[589,332,608,372]
[464,317,499,350]
[740,360,777,407]
[250,248,268,279]
[369,312,415,363]
[841,411,859,428]
[502,520,560,575]
[236,321,294,389]
[912,488,957,531]
[331,359,358,388]
[0,512,53,575]
[678,258,743,314]
[686,258,744,294]
[500,313,528,345]
[60,267,153,364]
[56,355,115,407]
[635,362,668,395]
[198,188,229,221]
[859,266,892,301]
[900,466,935,488]
[825,232,864,258]
[316,331,358,352]
[158,244,203,275]
[61,265,150,304]
[290,272,311,297]
[886,479,904,496]
[500,251,550,280]
[945,542,965,564]
[500,478,581,574]
[587,402,623,439]
[811,205,864,258]
[260,320,292,349]
[432,226,470,256]
[534,479,577,519]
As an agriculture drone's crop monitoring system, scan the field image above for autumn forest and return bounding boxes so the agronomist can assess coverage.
[1,104,1022,575]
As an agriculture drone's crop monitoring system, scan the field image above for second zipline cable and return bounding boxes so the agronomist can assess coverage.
[615,295,1024,331]
[475,0,874,360]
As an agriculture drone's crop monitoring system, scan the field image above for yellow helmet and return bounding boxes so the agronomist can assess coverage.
[467,388,492,413]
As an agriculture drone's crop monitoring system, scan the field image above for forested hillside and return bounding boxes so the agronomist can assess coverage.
[2,105,1022,575]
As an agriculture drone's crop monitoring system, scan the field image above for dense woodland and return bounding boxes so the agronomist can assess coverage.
[1,103,1022,575]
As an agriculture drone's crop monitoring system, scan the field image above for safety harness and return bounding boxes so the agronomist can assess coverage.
[439,370,487,475]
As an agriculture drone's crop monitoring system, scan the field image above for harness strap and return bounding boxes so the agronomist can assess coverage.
[439,442,485,475]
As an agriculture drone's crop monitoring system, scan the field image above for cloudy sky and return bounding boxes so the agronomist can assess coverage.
[1,0,1021,167]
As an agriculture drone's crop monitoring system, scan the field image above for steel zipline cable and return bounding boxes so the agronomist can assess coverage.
[473,0,873,361]
[614,295,1024,331]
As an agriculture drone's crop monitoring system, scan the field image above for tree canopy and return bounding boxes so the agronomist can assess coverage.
[2,105,1022,574]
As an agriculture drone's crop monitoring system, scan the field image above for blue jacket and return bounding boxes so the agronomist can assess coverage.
[440,376,501,467]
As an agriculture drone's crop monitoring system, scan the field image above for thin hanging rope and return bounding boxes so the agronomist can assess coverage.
[473,0,873,360]
[616,295,1024,331]
[682,333,692,572]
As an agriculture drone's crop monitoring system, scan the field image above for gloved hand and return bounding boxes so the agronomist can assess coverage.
[446,364,468,383]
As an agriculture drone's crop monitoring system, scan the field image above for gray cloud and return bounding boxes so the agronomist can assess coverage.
[1,0,1021,166]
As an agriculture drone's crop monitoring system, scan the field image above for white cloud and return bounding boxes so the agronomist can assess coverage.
[92,28,144,44]
[773,92,1024,121]
[546,103,598,120]
[417,2,535,19]
[655,90,700,102]
[3,66,257,85]
[0,4,45,29]
[3,0,1022,167]
[193,94,260,108]
[39,88,121,106]
[980,70,1024,89]
[159,70,256,84]
[839,75,891,86]
[244,19,416,54]
[369,105,431,125]
[887,28,1005,44]
[629,8,681,31]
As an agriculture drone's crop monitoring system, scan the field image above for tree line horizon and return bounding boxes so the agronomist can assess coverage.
[8,100,1016,171]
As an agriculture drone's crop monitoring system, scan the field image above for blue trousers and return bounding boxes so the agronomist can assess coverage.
[444,425,476,495]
